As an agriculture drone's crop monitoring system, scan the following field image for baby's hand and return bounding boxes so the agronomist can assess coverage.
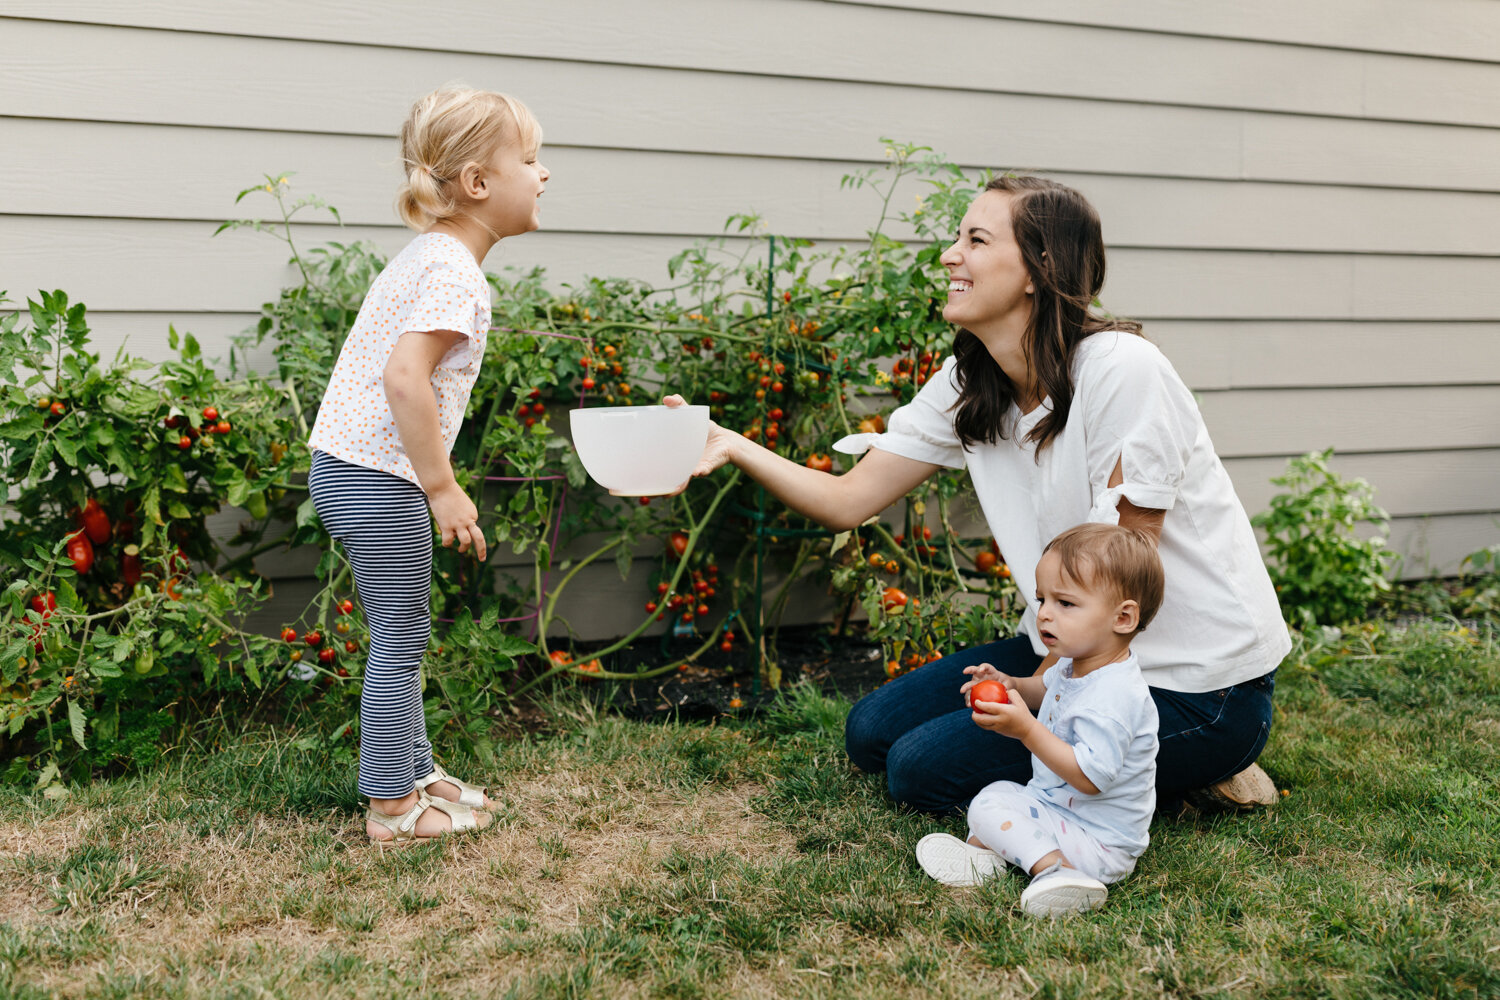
[971,682,1035,740]
[959,662,1010,700]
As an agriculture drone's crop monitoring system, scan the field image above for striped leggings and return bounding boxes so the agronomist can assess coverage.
[308,450,436,799]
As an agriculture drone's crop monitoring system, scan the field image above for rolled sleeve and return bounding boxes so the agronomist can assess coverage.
[867,356,968,470]
[1081,335,1197,513]
[1070,714,1131,793]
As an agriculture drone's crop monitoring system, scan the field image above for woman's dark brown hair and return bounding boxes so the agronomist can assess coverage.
[950,175,1142,453]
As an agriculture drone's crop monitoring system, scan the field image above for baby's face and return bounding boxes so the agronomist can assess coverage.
[1033,550,1130,662]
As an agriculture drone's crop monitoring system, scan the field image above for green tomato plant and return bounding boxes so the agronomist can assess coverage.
[1252,448,1396,627]
[0,290,302,786]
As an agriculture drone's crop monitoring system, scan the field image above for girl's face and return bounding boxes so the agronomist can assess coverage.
[476,141,549,238]
[939,191,1034,338]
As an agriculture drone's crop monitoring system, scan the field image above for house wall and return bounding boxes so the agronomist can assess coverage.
[3,1,1497,636]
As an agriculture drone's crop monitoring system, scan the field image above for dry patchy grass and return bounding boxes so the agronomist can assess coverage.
[1,749,798,997]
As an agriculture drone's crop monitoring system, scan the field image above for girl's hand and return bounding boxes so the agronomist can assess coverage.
[971,683,1035,739]
[427,482,487,561]
[960,662,1011,700]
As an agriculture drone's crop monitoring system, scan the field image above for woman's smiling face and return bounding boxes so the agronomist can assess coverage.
[939,190,1035,336]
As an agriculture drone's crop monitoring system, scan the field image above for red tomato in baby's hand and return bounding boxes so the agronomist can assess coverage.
[970,679,1008,706]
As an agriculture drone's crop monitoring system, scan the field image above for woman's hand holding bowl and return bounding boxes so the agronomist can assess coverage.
[609,394,739,497]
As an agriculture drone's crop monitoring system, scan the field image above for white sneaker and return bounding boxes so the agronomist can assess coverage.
[1019,864,1107,918]
[915,833,1003,886]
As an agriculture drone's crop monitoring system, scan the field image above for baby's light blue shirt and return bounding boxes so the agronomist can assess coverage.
[1029,652,1160,856]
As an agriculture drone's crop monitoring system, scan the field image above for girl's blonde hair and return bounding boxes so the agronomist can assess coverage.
[395,85,542,231]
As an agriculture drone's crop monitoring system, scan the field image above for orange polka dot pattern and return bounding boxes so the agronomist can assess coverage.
[309,233,491,487]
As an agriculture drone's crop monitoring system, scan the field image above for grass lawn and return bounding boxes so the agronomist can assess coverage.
[2,620,1497,999]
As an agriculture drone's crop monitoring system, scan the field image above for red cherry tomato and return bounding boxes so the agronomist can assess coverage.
[66,531,94,575]
[80,498,112,545]
[971,679,1008,706]
[49,401,66,417]
[339,599,354,615]
[975,551,997,574]
[177,435,192,451]
[303,631,323,647]
[281,627,298,644]
[202,406,219,421]
[318,648,336,665]
[668,531,689,559]
[344,640,359,654]
[215,420,231,434]
[804,453,833,473]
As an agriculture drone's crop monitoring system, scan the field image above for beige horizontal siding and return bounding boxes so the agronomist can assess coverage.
[12,118,1500,256]
[1225,450,1500,519]
[23,0,1500,64]
[9,4,1500,126]
[836,0,1500,62]
[1149,322,1500,390]
[10,22,1500,193]
[3,3,1497,592]
[1389,514,1500,578]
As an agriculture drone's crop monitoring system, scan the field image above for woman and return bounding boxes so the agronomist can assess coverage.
[671,175,1289,814]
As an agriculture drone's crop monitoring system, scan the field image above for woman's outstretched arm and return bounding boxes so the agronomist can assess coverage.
[666,395,938,531]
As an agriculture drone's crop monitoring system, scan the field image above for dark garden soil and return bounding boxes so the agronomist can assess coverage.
[572,624,891,721]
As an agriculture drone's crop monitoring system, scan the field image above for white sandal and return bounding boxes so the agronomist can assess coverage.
[367,790,486,845]
[415,763,492,810]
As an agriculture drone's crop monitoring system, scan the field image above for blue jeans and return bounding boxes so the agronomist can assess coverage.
[844,635,1276,814]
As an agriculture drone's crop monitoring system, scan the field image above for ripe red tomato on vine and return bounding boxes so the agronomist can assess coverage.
[79,498,111,545]
[66,531,94,575]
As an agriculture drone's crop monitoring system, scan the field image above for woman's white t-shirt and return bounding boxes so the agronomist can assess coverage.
[845,330,1290,694]
[308,233,491,488]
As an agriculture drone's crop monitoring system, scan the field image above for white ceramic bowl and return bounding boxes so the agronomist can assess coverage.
[569,405,710,495]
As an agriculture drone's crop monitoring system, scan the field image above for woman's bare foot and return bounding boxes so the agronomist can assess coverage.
[367,790,492,841]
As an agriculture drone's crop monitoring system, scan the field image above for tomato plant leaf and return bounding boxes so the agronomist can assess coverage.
[67,698,86,748]
[1,637,27,684]
[296,497,319,530]
[161,464,189,493]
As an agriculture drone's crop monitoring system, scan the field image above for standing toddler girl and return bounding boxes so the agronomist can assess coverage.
[307,85,549,843]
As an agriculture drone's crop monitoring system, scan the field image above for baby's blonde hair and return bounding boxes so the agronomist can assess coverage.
[395,85,542,231]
